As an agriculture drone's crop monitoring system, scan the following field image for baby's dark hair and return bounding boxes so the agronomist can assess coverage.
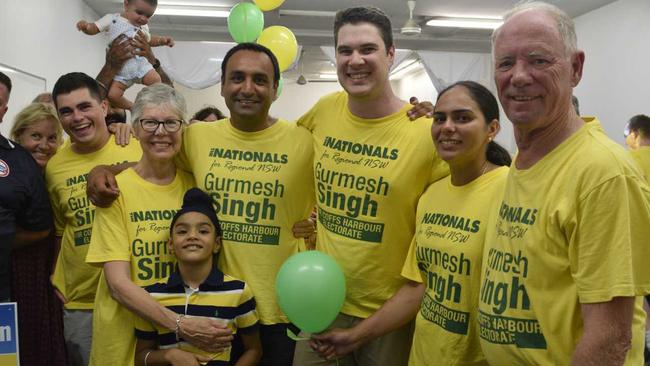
[126,0,158,7]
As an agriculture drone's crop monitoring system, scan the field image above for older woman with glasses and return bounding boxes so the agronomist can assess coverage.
[85,84,227,366]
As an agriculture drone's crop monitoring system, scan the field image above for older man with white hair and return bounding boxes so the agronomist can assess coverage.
[477,2,650,365]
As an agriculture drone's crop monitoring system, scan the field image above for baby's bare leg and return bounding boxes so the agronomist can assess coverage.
[142,69,162,85]
[107,81,133,110]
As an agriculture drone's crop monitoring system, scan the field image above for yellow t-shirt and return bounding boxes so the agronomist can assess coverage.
[178,119,315,325]
[402,166,508,366]
[477,119,650,365]
[298,92,449,318]
[85,167,195,366]
[630,147,650,183]
[46,138,141,309]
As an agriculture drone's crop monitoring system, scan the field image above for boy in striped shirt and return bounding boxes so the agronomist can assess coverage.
[134,188,261,365]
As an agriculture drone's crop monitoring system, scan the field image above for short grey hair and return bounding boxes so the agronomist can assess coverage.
[131,83,187,124]
[492,1,577,56]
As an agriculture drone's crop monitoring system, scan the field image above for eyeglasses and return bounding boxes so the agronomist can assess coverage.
[138,118,184,132]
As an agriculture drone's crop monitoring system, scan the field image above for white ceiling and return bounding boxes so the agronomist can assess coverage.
[83,0,616,81]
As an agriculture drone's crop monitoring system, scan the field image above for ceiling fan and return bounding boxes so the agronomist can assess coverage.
[297,49,307,85]
[401,0,422,36]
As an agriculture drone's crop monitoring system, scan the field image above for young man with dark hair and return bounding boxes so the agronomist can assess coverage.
[47,72,141,365]
[0,71,52,302]
[293,6,448,366]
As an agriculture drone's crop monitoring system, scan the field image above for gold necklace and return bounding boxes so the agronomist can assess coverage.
[480,160,489,176]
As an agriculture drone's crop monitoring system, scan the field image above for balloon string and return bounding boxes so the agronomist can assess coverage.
[286,329,340,365]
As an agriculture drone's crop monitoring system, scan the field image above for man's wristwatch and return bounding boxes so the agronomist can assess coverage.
[152,58,161,69]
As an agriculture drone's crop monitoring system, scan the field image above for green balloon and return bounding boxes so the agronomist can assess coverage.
[276,251,346,333]
[227,2,264,43]
[276,76,283,98]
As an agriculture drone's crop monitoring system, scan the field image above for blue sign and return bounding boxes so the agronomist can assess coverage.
[0,303,18,358]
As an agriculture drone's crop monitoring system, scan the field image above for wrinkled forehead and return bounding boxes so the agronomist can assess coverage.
[494,11,564,56]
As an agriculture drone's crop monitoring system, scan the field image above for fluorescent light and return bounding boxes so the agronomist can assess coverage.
[319,73,338,80]
[156,6,230,17]
[279,10,336,17]
[209,58,223,62]
[426,17,502,30]
[0,66,15,74]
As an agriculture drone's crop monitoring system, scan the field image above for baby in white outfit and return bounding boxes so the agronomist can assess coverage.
[77,0,174,109]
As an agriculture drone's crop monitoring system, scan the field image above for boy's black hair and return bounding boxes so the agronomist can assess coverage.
[170,188,222,236]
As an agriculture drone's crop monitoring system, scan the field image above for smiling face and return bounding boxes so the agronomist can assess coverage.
[335,22,394,101]
[493,9,583,131]
[169,212,220,265]
[123,0,155,26]
[55,87,109,150]
[134,104,183,162]
[16,118,60,168]
[432,86,498,166]
[221,50,276,126]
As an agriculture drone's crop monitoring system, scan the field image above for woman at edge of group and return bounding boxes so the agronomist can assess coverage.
[313,80,512,365]
[85,83,228,366]
[9,102,67,366]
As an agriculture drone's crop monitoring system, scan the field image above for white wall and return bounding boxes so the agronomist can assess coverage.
[391,67,437,104]
[270,81,342,121]
[574,0,650,146]
[0,0,105,136]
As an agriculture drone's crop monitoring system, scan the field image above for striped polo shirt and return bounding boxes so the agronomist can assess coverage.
[135,267,258,365]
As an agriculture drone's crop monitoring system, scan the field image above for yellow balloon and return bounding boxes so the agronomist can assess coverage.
[254,0,285,11]
[257,26,298,72]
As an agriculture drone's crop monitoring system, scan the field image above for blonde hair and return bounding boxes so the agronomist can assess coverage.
[10,102,63,145]
[492,1,577,56]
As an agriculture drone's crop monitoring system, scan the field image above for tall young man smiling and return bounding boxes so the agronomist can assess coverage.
[293,6,448,366]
